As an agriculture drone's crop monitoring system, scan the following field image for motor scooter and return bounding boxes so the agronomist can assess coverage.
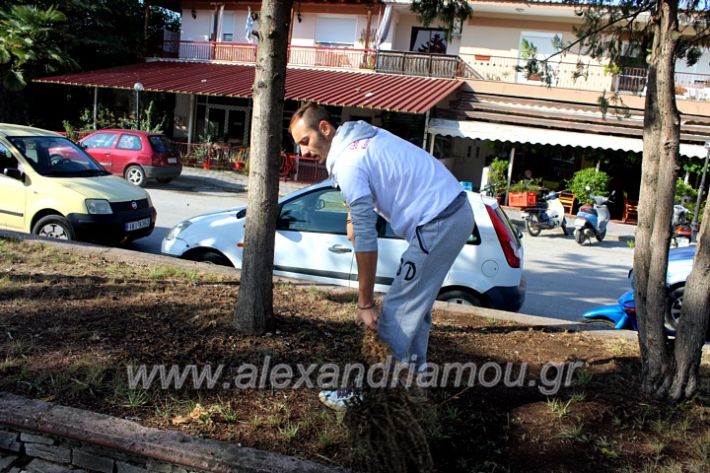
[581,289,637,330]
[671,204,692,247]
[573,192,614,245]
[520,191,568,237]
[582,287,710,340]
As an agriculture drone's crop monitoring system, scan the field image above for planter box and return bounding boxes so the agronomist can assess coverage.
[509,192,537,207]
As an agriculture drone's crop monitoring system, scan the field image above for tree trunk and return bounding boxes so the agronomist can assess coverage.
[670,195,710,400]
[633,0,681,399]
[234,0,294,334]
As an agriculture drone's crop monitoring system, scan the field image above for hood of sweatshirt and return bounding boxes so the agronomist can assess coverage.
[325,121,378,177]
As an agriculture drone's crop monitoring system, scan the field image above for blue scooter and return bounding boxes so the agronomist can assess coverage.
[573,192,614,245]
[582,289,637,330]
[582,289,710,340]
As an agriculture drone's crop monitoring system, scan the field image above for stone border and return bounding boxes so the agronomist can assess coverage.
[0,393,347,473]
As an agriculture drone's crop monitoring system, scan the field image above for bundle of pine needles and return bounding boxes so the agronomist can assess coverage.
[344,329,435,473]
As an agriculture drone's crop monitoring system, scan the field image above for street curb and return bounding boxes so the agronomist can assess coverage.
[2,229,705,359]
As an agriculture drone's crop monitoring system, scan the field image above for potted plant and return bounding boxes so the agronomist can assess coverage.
[233,147,249,172]
[567,168,610,205]
[487,157,509,203]
[508,179,542,207]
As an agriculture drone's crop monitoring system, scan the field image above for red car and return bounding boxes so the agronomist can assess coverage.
[79,129,182,187]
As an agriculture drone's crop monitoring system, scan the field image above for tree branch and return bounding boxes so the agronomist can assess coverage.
[540,0,656,64]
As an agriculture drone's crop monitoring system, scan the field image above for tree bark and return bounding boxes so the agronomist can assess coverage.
[670,194,710,400]
[634,0,681,399]
[234,0,294,334]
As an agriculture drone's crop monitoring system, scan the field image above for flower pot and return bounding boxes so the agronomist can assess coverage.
[509,192,537,207]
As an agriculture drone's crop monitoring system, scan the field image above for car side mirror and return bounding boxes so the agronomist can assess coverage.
[3,168,23,181]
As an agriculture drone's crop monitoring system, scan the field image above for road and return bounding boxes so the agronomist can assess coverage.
[131,176,634,323]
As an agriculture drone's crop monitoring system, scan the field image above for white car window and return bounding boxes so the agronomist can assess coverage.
[82,132,118,149]
[117,134,143,151]
[277,188,347,234]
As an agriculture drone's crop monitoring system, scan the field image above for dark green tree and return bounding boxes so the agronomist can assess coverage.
[0,5,74,122]
[0,0,179,124]
[517,0,710,401]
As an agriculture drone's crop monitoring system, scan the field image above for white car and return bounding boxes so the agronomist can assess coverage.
[162,182,526,311]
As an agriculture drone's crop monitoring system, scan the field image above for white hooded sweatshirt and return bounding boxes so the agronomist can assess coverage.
[326,121,462,243]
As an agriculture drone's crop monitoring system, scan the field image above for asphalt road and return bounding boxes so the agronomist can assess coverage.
[131,176,634,323]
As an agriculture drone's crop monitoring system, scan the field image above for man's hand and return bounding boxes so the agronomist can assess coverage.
[346,220,355,243]
[356,306,379,330]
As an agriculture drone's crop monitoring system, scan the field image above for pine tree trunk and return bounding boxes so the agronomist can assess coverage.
[233,0,294,334]
[634,0,680,399]
[670,197,710,400]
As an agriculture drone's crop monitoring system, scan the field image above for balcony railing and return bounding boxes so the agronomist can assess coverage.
[158,41,710,99]
[161,40,468,78]
[376,50,478,78]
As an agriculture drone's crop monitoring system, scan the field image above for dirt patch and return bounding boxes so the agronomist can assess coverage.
[0,238,708,472]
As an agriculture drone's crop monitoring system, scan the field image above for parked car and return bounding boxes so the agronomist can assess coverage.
[0,124,156,244]
[582,246,699,331]
[162,182,526,311]
[79,129,181,187]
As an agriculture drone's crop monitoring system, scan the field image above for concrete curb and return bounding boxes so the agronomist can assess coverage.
[3,229,706,358]
[0,393,348,473]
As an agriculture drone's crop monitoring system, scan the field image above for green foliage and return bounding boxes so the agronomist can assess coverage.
[675,178,698,206]
[410,0,472,40]
[117,101,166,133]
[62,120,81,143]
[509,179,542,193]
[567,168,610,204]
[0,5,74,92]
[487,158,509,196]
[72,101,166,133]
[675,178,706,224]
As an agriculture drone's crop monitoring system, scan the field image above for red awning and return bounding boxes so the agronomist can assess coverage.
[36,61,463,114]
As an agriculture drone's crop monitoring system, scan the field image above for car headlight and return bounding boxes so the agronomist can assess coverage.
[85,199,113,215]
[165,221,191,241]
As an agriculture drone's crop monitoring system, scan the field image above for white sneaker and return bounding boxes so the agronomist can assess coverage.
[318,389,362,411]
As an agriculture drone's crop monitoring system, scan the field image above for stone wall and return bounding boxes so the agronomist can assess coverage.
[0,393,347,473]
[0,428,204,473]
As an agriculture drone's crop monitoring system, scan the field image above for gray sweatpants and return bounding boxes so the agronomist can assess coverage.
[378,192,474,370]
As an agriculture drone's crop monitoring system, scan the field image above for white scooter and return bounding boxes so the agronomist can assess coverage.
[520,191,568,237]
[573,192,614,245]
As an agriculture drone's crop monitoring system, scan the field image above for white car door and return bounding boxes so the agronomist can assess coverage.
[274,187,355,287]
[358,218,405,294]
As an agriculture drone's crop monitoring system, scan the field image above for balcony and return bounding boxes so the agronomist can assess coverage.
[458,53,710,100]
[158,41,710,100]
[161,40,472,79]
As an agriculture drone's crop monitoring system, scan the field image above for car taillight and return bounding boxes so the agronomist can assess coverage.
[485,204,521,268]
[622,301,636,317]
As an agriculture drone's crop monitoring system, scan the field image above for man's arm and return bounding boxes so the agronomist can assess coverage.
[349,195,379,330]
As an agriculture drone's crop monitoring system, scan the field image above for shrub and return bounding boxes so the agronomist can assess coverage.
[567,168,610,204]
[488,158,509,196]
[509,179,542,193]
[675,178,705,224]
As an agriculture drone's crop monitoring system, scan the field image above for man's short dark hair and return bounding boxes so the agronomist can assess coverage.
[289,102,335,133]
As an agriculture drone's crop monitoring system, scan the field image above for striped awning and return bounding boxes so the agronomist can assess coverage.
[36,60,463,114]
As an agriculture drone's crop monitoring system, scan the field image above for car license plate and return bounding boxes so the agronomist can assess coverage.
[168,157,177,164]
[126,217,151,232]
[574,218,586,228]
